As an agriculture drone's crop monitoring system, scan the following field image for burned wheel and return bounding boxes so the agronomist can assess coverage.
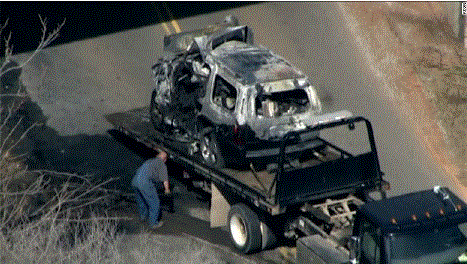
[228,204,262,254]
[200,133,225,168]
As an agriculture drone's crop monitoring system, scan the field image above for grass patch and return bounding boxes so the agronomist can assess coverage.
[411,47,467,164]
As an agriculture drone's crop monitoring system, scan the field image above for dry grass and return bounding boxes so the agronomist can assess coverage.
[410,47,467,167]
[0,16,126,264]
[130,234,228,264]
[0,120,124,263]
[0,214,122,264]
[340,1,467,181]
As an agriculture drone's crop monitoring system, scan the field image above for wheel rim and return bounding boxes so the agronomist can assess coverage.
[201,136,216,164]
[230,214,247,247]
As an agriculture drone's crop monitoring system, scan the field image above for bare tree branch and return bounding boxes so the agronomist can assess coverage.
[1,32,12,70]
[0,93,28,98]
[3,122,39,160]
[0,15,65,78]
[0,18,11,67]
[0,18,8,36]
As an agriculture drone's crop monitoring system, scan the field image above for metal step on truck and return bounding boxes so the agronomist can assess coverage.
[106,107,467,263]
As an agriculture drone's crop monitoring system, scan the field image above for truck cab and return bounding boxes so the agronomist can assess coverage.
[351,186,467,264]
[297,187,467,263]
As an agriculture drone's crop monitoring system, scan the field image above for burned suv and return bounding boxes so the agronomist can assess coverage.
[150,24,328,168]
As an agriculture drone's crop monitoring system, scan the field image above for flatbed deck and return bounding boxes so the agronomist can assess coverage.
[106,106,383,214]
[222,147,341,197]
[106,106,280,210]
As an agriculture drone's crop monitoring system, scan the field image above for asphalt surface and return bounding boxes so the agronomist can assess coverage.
[13,2,467,262]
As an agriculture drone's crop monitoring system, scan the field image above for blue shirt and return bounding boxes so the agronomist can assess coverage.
[132,157,168,186]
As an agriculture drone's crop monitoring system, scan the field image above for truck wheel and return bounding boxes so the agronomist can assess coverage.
[200,133,225,168]
[228,204,262,254]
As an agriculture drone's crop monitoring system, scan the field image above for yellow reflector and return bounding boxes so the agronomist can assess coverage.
[391,218,397,224]
[411,214,417,221]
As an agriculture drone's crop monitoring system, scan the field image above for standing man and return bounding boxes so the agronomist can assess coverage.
[132,150,171,228]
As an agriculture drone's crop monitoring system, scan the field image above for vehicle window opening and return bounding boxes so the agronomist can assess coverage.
[213,76,237,111]
[172,59,208,112]
[255,89,309,118]
[173,62,194,93]
[212,27,248,50]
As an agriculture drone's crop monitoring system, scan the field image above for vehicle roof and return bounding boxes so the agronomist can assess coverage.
[210,41,305,86]
[162,24,227,56]
[359,187,467,234]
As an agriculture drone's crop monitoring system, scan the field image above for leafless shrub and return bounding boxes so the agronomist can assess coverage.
[0,125,125,263]
[0,16,124,263]
[0,213,123,264]
[0,15,63,157]
[0,128,125,262]
[1,15,65,78]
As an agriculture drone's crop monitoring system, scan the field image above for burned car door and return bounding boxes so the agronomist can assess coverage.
[150,60,173,131]
[196,74,240,168]
[151,53,210,138]
[201,74,239,127]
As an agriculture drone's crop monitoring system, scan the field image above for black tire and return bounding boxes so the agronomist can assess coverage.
[228,203,262,254]
[200,132,225,168]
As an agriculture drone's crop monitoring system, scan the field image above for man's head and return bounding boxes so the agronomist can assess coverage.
[157,151,168,163]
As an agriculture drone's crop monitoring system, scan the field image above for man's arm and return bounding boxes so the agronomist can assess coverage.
[163,180,170,194]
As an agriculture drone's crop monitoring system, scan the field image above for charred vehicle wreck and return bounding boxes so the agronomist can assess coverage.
[150,23,344,168]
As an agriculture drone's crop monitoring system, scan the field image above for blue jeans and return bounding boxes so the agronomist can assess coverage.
[132,171,161,226]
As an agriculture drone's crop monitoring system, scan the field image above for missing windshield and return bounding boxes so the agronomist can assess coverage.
[255,89,309,118]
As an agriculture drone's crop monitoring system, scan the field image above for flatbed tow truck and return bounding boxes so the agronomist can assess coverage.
[106,107,467,263]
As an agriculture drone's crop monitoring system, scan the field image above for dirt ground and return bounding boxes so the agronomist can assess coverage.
[339,2,467,188]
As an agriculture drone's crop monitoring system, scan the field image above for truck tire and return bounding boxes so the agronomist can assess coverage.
[200,132,225,168]
[228,203,262,254]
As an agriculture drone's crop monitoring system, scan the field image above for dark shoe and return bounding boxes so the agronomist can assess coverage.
[150,221,164,229]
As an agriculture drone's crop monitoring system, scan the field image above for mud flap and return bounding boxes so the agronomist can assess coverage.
[210,183,231,228]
